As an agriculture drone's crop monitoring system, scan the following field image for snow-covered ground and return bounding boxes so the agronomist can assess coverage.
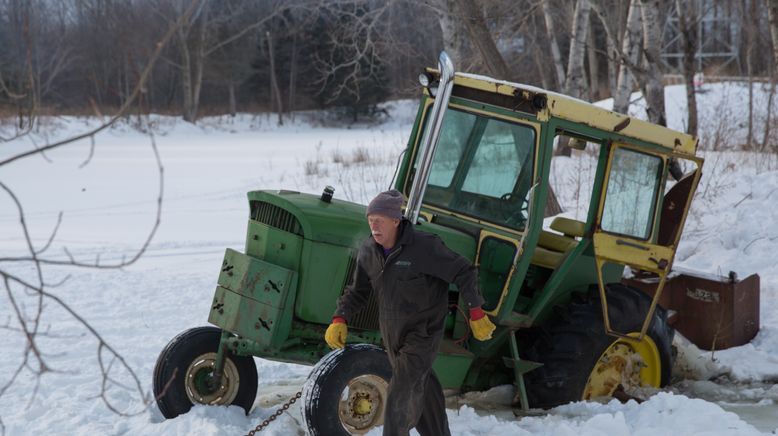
[1,84,778,435]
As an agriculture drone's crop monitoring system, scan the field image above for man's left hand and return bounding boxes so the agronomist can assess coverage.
[469,307,496,341]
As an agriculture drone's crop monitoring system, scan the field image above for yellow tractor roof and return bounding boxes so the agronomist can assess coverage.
[449,72,699,157]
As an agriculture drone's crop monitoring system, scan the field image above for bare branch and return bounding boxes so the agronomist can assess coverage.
[78,135,97,169]
[36,212,63,256]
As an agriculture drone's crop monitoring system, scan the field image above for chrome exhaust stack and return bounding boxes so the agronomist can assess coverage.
[405,51,455,225]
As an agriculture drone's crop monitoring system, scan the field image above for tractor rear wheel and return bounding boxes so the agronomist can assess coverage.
[153,326,258,419]
[522,283,674,408]
[302,344,392,435]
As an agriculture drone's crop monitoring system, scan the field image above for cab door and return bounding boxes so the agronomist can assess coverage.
[592,142,701,341]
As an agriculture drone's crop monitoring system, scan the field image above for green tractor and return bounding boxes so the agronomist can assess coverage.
[153,53,703,434]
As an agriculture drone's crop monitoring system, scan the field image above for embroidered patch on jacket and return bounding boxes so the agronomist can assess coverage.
[394,260,412,267]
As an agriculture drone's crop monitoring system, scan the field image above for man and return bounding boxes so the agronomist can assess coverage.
[324,189,496,436]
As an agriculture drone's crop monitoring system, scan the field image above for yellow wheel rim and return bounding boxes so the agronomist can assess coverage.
[583,333,661,400]
[338,374,388,434]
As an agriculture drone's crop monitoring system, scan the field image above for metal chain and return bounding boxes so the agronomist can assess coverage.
[245,390,302,435]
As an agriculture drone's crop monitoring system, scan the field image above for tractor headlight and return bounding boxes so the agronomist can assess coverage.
[418,72,431,87]
[419,72,439,97]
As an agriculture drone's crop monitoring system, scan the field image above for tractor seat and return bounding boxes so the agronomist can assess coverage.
[530,217,585,269]
[550,216,585,238]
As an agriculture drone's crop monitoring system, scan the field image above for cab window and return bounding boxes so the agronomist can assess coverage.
[601,147,663,239]
[410,107,536,230]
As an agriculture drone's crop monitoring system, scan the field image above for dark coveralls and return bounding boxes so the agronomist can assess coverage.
[335,219,485,436]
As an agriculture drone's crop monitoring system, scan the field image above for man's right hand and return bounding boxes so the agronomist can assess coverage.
[325,317,348,349]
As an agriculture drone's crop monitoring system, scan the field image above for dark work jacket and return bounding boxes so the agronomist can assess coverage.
[334,219,485,325]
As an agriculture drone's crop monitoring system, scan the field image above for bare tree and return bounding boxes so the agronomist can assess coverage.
[267,30,285,125]
[311,0,393,118]
[541,0,568,90]
[639,0,666,126]
[676,0,698,136]
[0,2,196,426]
[451,0,513,79]
[766,0,778,150]
[607,0,643,115]
[154,0,288,123]
[552,0,591,157]
[564,0,591,99]
[432,0,481,72]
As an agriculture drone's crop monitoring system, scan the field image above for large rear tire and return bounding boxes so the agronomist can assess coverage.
[522,284,674,408]
[302,344,392,435]
[153,326,258,419]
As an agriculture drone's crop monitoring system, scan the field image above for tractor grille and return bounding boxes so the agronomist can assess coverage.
[342,254,380,331]
[250,201,304,236]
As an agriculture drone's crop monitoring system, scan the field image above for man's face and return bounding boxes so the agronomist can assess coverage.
[367,213,400,248]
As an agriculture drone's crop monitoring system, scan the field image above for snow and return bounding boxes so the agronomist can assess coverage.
[2,85,778,435]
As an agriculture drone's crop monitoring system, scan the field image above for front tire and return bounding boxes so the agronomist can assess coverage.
[302,344,392,435]
[522,284,674,408]
[153,326,258,419]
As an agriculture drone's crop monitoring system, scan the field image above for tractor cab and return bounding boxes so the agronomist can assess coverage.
[397,54,702,332]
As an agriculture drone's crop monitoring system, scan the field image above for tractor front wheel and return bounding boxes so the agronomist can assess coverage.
[522,284,674,408]
[153,326,258,419]
[302,344,392,435]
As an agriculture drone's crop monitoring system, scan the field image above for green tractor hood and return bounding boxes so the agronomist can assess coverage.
[247,190,369,248]
[246,190,476,258]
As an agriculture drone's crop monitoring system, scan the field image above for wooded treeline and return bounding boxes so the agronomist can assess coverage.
[0,0,776,128]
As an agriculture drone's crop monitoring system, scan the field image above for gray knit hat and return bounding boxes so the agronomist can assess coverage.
[366,190,404,220]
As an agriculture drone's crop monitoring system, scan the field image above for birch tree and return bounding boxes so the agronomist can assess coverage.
[541,0,567,90]
[556,0,591,156]
[564,0,591,99]
[639,0,665,126]
[435,0,481,72]
[612,0,643,115]
[676,0,698,136]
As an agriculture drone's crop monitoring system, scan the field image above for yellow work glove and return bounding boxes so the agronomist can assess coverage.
[469,307,496,341]
[325,317,348,349]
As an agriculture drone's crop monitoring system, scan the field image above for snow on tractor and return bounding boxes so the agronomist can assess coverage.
[153,52,703,434]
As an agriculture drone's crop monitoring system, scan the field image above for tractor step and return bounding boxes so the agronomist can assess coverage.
[501,356,542,374]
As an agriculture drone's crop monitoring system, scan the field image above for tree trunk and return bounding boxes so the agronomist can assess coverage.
[438,0,478,70]
[564,0,590,99]
[676,0,698,136]
[266,31,284,126]
[557,0,591,157]
[178,26,195,123]
[288,32,297,120]
[769,1,778,68]
[452,0,513,79]
[763,1,778,151]
[533,47,551,89]
[762,75,776,151]
[541,0,567,90]
[587,15,600,101]
[189,4,208,123]
[606,23,618,99]
[745,0,756,149]
[613,0,642,115]
[639,0,666,126]
[228,81,236,117]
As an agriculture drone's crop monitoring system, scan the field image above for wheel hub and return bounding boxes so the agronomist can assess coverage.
[583,333,661,400]
[338,375,388,434]
[185,352,240,406]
